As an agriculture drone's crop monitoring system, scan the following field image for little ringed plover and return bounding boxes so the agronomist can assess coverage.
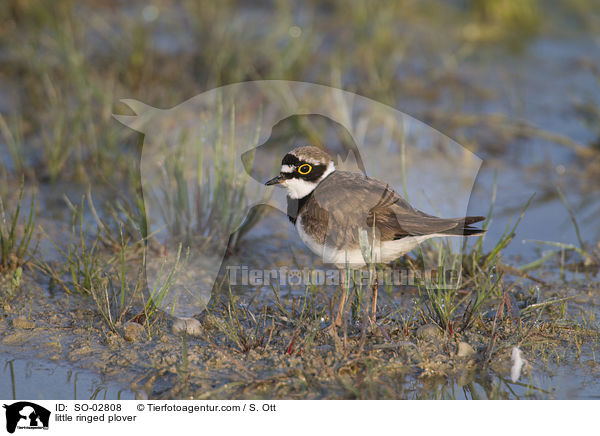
[265,145,485,325]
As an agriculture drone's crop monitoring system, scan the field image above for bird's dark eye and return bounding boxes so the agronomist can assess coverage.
[298,163,312,175]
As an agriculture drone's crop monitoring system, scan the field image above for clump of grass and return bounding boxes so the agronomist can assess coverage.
[153,96,264,252]
[0,114,26,176]
[0,182,36,273]
[89,234,181,338]
[37,190,145,293]
[140,243,187,333]
[209,284,270,354]
[416,181,533,332]
[86,185,148,252]
[37,197,103,295]
[207,276,325,355]
[35,193,180,336]
[89,228,141,332]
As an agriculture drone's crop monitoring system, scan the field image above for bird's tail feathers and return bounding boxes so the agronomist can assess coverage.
[440,215,486,237]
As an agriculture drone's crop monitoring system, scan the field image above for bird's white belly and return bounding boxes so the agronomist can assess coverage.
[295,216,442,267]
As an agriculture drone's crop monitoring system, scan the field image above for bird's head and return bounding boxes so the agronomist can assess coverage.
[265,146,335,199]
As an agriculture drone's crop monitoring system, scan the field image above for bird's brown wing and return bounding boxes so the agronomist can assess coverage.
[313,171,485,242]
[368,183,486,239]
[351,176,457,239]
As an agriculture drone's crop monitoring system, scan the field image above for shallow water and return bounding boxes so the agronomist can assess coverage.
[0,354,135,400]
[462,37,600,258]
[412,363,600,400]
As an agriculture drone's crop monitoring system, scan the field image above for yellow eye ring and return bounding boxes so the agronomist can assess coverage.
[298,164,312,175]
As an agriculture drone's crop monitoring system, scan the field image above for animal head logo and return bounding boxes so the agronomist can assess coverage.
[115,81,482,317]
[3,402,50,434]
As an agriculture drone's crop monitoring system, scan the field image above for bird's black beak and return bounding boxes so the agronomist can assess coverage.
[265,174,286,186]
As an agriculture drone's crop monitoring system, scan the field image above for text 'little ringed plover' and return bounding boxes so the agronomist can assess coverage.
[265,145,485,325]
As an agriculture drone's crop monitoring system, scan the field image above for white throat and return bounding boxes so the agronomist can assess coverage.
[283,161,335,199]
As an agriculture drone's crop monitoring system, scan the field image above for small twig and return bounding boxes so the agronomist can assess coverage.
[521,297,575,313]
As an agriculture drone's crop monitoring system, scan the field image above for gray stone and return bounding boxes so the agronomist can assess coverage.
[123,321,145,342]
[457,342,476,358]
[172,317,203,337]
[416,324,443,341]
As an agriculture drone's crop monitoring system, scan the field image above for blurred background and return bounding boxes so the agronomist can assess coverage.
[1,0,599,250]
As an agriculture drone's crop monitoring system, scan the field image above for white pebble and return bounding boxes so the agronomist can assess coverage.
[511,347,525,382]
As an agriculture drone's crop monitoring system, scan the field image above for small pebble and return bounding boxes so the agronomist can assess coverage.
[511,347,525,382]
[172,317,203,337]
[123,321,145,342]
[12,317,35,330]
[135,390,149,401]
[416,324,443,341]
[457,342,476,357]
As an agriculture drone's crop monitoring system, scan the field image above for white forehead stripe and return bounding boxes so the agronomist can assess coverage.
[281,164,295,173]
[289,156,324,165]
[304,157,324,165]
